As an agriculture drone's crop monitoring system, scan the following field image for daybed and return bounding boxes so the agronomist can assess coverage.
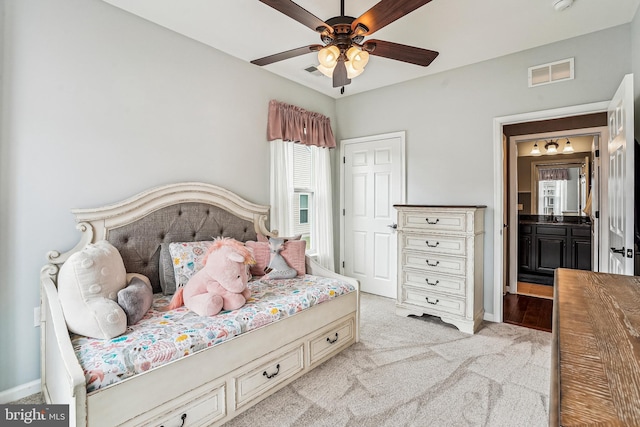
[40,182,360,427]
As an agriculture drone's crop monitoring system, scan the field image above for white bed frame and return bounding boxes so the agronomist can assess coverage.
[40,182,359,427]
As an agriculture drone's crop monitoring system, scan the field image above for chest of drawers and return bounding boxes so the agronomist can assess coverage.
[394,205,486,334]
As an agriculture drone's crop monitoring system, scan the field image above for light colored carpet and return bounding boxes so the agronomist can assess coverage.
[225,293,551,427]
[14,293,551,426]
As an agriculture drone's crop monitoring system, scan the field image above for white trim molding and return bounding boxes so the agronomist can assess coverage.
[492,101,609,323]
[0,379,41,404]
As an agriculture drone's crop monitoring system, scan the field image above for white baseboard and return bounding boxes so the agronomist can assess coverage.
[483,311,497,322]
[0,379,41,404]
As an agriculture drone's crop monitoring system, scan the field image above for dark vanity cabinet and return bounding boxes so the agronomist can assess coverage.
[518,221,591,285]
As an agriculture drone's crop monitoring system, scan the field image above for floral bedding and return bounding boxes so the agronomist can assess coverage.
[72,274,356,393]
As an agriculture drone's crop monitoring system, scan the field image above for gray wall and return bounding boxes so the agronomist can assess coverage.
[0,0,335,393]
[335,24,633,317]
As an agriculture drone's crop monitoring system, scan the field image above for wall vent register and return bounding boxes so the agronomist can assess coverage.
[528,58,574,88]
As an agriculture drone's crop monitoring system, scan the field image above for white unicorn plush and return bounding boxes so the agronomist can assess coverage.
[264,237,298,279]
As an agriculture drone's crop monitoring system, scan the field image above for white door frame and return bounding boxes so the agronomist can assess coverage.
[508,127,608,295]
[492,101,609,322]
[339,131,407,281]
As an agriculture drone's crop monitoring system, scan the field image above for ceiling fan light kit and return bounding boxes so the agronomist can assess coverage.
[252,0,439,91]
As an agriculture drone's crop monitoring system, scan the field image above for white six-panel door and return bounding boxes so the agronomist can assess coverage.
[341,132,406,298]
[607,74,635,275]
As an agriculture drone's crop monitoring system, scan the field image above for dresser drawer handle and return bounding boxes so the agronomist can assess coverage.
[425,279,439,286]
[326,333,339,344]
[425,241,439,248]
[263,364,280,379]
[426,260,440,267]
[425,218,439,225]
[160,413,186,427]
[426,298,439,305]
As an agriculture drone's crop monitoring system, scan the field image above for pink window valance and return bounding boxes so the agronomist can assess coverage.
[267,100,336,148]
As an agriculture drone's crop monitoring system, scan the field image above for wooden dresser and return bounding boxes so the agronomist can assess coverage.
[552,268,640,426]
[393,205,486,334]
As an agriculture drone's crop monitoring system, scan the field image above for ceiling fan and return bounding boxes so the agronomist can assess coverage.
[251,0,439,89]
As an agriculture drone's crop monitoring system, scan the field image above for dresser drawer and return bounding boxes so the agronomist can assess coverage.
[403,269,465,296]
[402,233,466,256]
[235,345,304,408]
[400,210,467,232]
[403,251,466,276]
[309,317,355,366]
[138,382,225,427]
[403,288,465,317]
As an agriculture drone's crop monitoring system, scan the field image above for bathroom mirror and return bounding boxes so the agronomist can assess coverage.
[516,139,592,216]
[530,161,588,216]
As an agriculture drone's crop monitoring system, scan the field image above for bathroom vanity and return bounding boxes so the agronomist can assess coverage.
[518,215,591,285]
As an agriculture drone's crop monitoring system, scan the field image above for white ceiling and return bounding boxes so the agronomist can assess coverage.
[101,0,640,98]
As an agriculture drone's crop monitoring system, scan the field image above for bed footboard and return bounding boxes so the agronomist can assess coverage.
[40,273,86,427]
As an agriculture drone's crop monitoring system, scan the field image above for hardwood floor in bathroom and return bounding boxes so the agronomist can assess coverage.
[503,282,554,332]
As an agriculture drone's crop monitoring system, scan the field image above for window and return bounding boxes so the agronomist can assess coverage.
[298,194,309,224]
[270,140,334,269]
[292,144,314,251]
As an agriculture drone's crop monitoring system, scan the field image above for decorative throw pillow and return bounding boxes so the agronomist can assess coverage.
[246,236,306,277]
[245,241,270,276]
[117,274,153,325]
[167,241,214,292]
[58,240,128,339]
[279,239,306,276]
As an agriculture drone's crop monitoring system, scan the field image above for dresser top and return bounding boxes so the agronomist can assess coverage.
[553,269,640,426]
[393,204,487,209]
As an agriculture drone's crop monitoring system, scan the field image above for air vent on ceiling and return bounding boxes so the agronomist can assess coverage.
[528,58,574,87]
[304,65,323,77]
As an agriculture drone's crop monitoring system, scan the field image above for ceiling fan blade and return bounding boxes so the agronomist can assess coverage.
[363,39,439,67]
[352,0,433,35]
[259,0,332,34]
[333,58,351,88]
[251,45,322,66]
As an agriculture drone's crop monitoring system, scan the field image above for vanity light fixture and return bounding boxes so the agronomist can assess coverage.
[530,142,541,155]
[545,140,559,154]
[563,138,574,153]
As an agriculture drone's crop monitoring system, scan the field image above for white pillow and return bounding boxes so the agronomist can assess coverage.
[58,240,128,339]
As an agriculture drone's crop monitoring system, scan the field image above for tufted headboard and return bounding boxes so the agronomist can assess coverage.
[44,182,271,293]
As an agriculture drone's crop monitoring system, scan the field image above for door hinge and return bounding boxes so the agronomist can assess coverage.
[595,210,599,219]
[342,261,345,268]
[595,149,600,157]
[343,156,346,164]
[343,209,345,216]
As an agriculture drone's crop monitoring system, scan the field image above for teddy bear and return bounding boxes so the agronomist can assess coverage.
[166,237,255,316]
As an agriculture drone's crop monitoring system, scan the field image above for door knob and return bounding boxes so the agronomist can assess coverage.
[387,223,398,229]
[610,247,625,254]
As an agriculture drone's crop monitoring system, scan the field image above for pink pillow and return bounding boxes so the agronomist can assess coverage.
[246,238,306,277]
[245,241,270,276]
[280,240,306,276]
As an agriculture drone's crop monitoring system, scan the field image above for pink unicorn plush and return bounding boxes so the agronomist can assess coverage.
[166,237,255,316]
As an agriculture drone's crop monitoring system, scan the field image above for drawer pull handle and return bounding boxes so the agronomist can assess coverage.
[426,298,439,305]
[326,333,339,344]
[425,279,439,286]
[425,218,439,225]
[426,260,440,267]
[425,241,439,248]
[160,413,187,427]
[263,364,280,379]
